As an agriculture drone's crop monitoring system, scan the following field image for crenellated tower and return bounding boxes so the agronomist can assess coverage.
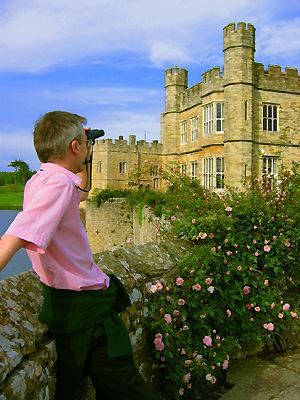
[162,67,188,156]
[223,22,256,184]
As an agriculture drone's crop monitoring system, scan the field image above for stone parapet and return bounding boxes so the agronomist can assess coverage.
[0,240,191,399]
[255,63,300,93]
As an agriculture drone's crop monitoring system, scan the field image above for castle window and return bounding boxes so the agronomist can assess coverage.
[203,157,214,188]
[216,103,224,132]
[97,161,102,173]
[191,162,198,180]
[150,165,158,176]
[191,117,198,141]
[119,162,126,174]
[153,178,160,189]
[216,157,224,188]
[203,103,224,134]
[203,157,225,189]
[262,105,279,132]
[181,121,187,144]
[180,163,187,175]
[203,104,213,134]
[262,156,277,183]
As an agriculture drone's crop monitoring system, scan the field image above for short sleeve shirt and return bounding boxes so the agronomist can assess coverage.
[6,163,109,291]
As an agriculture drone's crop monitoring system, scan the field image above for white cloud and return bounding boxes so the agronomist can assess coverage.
[0,0,288,73]
[258,19,300,68]
[42,86,161,106]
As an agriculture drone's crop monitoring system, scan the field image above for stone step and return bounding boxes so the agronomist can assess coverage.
[222,352,300,400]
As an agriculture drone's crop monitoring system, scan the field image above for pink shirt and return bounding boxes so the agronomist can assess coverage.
[6,163,109,291]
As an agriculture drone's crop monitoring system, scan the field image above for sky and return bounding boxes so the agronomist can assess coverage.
[0,0,299,172]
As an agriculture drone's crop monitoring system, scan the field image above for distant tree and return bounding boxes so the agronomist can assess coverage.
[8,159,30,186]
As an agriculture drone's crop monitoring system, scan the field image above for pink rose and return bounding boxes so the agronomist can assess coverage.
[291,312,298,318]
[164,314,172,324]
[205,278,212,285]
[203,336,212,346]
[243,286,250,295]
[283,303,290,311]
[176,277,184,286]
[264,323,274,331]
[264,245,271,252]
[193,284,201,291]
[178,299,185,306]
[192,219,196,223]
[155,341,164,351]
[171,216,176,221]
[154,337,164,351]
[173,310,179,316]
[267,323,274,331]
[150,285,157,293]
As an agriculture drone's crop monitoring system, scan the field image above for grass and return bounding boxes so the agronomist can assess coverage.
[0,184,24,209]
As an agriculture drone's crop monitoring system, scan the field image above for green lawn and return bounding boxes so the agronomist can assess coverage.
[0,185,24,209]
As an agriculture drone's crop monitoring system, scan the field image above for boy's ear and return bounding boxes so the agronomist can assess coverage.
[70,140,79,154]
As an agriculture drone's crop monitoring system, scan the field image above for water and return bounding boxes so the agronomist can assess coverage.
[0,210,32,281]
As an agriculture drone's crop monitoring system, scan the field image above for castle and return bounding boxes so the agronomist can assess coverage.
[92,22,300,191]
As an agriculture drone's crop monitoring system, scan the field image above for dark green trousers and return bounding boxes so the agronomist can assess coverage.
[55,324,159,400]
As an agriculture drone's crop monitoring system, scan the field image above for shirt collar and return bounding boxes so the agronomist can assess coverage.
[40,162,82,186]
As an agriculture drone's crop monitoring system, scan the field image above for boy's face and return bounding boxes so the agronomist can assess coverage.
[75,127,91,173]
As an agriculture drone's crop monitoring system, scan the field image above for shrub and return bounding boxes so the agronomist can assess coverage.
[146,162,300,399]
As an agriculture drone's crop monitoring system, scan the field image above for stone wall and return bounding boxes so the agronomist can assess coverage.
[0,240,191,399]
[85,198,166,253]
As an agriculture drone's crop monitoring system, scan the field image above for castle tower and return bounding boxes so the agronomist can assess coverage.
[223,22,256,185]
[161,67,188,155]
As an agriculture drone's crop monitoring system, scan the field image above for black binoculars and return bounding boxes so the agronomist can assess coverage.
[86,129,105,144]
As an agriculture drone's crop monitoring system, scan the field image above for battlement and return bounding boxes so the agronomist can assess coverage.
[94,135,162,154]
[180,67,224,109]
[255,63,300,93]
[223,22,255,51]
[165,66,188,88]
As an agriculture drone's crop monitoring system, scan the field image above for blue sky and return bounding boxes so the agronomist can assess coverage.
[0,0,299,172]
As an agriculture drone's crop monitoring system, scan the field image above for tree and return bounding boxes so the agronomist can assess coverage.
[8,159,30,186]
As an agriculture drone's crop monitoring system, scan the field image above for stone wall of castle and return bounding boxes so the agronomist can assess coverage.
[89,22,300,193]
[161,21,300,188]
[92,135,162,191]
[84,198,165,253]
[0,240,191,399]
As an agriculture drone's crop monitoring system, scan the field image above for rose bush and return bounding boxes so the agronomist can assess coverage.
[143,162,300,399]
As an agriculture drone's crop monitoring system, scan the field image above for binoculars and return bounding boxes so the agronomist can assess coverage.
[86,129,105,145]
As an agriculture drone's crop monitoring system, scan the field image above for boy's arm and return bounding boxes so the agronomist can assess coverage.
[0,234,27,273]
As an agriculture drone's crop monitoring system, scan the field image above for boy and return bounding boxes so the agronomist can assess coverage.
[0,111,158,400]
